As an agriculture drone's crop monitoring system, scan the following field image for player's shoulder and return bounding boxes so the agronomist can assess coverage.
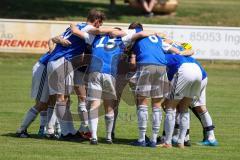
[79,23,95,32]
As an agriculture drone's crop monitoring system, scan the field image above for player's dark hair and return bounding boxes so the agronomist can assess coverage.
[87,9,106,23]
[128,22,143,30]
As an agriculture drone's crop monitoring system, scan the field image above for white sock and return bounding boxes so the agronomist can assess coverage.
[172,112,180,142]
[66,104,76,135]
[78,101,89,132]
[19,107,39,131]
[177,111,190,144]
[40,111,47,127]
[164,108,176,145]
[55,102,75,136]
[105,113,114,140]
[200,111,216,140]
[46,106,56,134]
[55,118,61,135]
[137,105,148,142]
[88,108,99,140]
[151,107,162,143]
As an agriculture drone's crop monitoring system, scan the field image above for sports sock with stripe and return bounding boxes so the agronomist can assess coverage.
[137,105,148,142]
[66,101,76,135]
[19,107,38,131]
[172,112,180,142]
[46,106,56,134]
[105,113,114,140]
[88,107,99,140]
[164,108,176,144]
[177,111,190,144]
[189,106,207,140]
[151,107,162,143]
[200,111,216,141]
[40,111,47,127]
[78,101,89,132]
[55,101,75,136]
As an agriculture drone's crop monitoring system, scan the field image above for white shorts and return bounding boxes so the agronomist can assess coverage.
[47,57,74,95]
[31,62,49,103]
[168,63,202,100]
[87,72,116,100]
[74,70,86,86]
[191,77,208,107]
[135,65,169,98]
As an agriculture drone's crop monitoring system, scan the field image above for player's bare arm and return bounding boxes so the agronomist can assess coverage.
[109,29,127,37]
[129,53,136,71]
[70,23,119,35]
[167,47,194,56]
[143,30,167,39]
[131,30,157,41]
[70,24,87,39]
[51,35,72,47]
[48,38,55,53]
[88,27,119,35]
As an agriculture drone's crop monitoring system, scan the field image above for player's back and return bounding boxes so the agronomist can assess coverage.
[132,35,166,66]
[89,35,125,76]
[38,52,52,66]
[165,54,207,80]
[165,53,187,81]
[49,23,92,62]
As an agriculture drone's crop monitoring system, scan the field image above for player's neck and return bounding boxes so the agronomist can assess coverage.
[86,21,94,26]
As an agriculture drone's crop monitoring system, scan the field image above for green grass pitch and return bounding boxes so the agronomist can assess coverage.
[1,0,240,27]
[0,55,240,160]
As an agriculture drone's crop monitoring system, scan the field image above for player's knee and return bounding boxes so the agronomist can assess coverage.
[195,105,207,114]
[78,96,86,102]
[35,101,48,111]
[56,94,66,102]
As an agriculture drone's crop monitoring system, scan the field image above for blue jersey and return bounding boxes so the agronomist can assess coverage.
[48,23,92,62]
[132,35,166,66]
[88,35,126,76]
[38,52,52,65]
[165,54,207,81]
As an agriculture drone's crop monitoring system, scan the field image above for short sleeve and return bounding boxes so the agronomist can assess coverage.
[83,32,95,45]
[162,40,172,52]
[81,24,95,32]
[122,29,137,47]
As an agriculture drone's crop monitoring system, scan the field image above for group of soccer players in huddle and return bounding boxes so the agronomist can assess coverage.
[16,9,218,148]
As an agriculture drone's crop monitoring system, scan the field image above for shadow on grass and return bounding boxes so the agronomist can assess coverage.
[98,137,136,145]
[2,132,44,139]
[1,0,142,20]
[1,133,136,145]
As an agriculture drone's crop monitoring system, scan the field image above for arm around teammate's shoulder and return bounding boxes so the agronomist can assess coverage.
[88,27,120,35]
[51,35,72,47]
[48,38,55,53]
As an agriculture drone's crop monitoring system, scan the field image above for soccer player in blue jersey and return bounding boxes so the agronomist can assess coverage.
[161,52,203,148]
[126,22,172,147]
[48,9,129,140]
[163,43,218,147]
[109,30,168,140]
[46,9,108,140]
[70,24,159,144]
[15,38,69,138]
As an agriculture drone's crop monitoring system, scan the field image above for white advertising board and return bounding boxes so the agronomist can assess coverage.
[0,19,240,60]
